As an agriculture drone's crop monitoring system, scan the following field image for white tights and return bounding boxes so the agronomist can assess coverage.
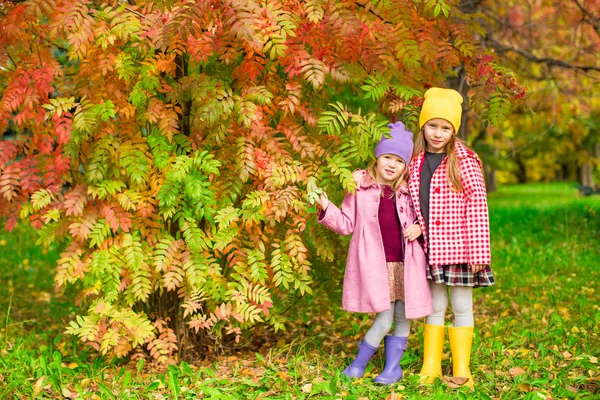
[426,282,474,326]
[364,301,411,347]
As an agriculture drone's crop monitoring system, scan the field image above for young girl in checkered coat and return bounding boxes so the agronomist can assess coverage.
[410,87,495,388]
[315,122,432,385]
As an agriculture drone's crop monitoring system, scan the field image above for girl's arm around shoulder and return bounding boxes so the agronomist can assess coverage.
[400,192,422,241]
[317,190,358,236]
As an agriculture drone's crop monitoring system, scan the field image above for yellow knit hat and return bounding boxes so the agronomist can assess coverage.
[419,87,464,133]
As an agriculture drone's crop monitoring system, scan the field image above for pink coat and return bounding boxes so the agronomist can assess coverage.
[408,141,492,266]
[318,177,432,318]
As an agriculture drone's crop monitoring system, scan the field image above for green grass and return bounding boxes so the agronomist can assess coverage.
[1,182,599,399]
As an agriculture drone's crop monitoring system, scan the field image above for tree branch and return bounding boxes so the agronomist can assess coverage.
[484,37,600,72]
[5,52,17,71]
[572,0,600,37]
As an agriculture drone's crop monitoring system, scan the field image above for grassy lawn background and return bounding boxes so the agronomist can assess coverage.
[0,182,599,399]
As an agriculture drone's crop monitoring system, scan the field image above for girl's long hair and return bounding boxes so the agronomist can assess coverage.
[366,157,408,196]
[413,129,463,193]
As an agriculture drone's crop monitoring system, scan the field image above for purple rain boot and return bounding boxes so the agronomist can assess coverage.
[341,341,378,378]
[373,336,408,385]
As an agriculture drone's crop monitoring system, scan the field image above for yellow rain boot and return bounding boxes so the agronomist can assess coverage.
[448,325,474,388]
[419,324,445,383]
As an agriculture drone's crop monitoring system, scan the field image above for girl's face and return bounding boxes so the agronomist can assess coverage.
[376,154,405,185]
[423,118,454,153]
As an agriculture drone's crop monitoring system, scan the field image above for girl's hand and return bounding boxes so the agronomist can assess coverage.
[470,264,486,274]
[403,224,422,241]
[315,193,329,211]
[352,169,366,189]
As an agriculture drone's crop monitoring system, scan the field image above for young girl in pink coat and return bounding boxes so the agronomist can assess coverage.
[315,122,432,385]
[410,87,495,388]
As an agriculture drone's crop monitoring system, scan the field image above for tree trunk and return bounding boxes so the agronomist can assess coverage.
[579,152,594,187]
[515,155,527,183]
[446,0,484,141]
[446,69,469,141]
[485,145,498,192]
[484,162,497,192]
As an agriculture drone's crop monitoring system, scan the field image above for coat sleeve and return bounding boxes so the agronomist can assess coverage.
[318,192,358,236]
[407,194,419,225]
[460,157,492,265]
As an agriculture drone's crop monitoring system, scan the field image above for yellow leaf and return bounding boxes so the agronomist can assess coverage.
[518,383,532,392]
[590,356,598,364]
[33,376,45,398]
[277,371,289,381]
[302,383,312,393]
[562,351,573,359]
[571,326,580,333]
[519,348,529,356]
[558,307,569,317]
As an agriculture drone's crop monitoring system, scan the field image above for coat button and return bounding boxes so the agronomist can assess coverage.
[435,220,441,226]
[434,187,440,194]
[400,206,404,213]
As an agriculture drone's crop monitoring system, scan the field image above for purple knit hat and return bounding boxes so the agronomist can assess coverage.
[374,121,414,164]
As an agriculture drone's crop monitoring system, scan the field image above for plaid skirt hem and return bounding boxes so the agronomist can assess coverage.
[427,263,495,287]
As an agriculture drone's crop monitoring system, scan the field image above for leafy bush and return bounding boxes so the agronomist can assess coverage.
[0,0,523,361]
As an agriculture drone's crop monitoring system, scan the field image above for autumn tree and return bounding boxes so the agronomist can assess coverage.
[474,0,600,186]
[0,0,524,362]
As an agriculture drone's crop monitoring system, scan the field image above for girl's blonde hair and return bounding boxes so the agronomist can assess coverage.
[366,156,408,196]
[413,128,463,193]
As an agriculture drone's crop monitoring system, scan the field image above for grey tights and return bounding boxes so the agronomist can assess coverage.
[426,282,474,326]
[364,301,410,347]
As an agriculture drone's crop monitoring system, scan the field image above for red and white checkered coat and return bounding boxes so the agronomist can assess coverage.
[408,141,491,266]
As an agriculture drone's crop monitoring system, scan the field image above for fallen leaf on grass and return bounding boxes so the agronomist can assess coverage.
[589,356,598,364]
[510,366,526,377]
[565,385,578,393]
[385,389,402,399]
[558,307,570,318]
[62,387,79,399]
[33,376,45,398]
[301,383,312,393]
[518,383,532,392]
[442,376,469,388]
[562,351,573,359]
[277,371,289,381]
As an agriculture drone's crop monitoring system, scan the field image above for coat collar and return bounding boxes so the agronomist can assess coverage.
[361,173,409,194]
